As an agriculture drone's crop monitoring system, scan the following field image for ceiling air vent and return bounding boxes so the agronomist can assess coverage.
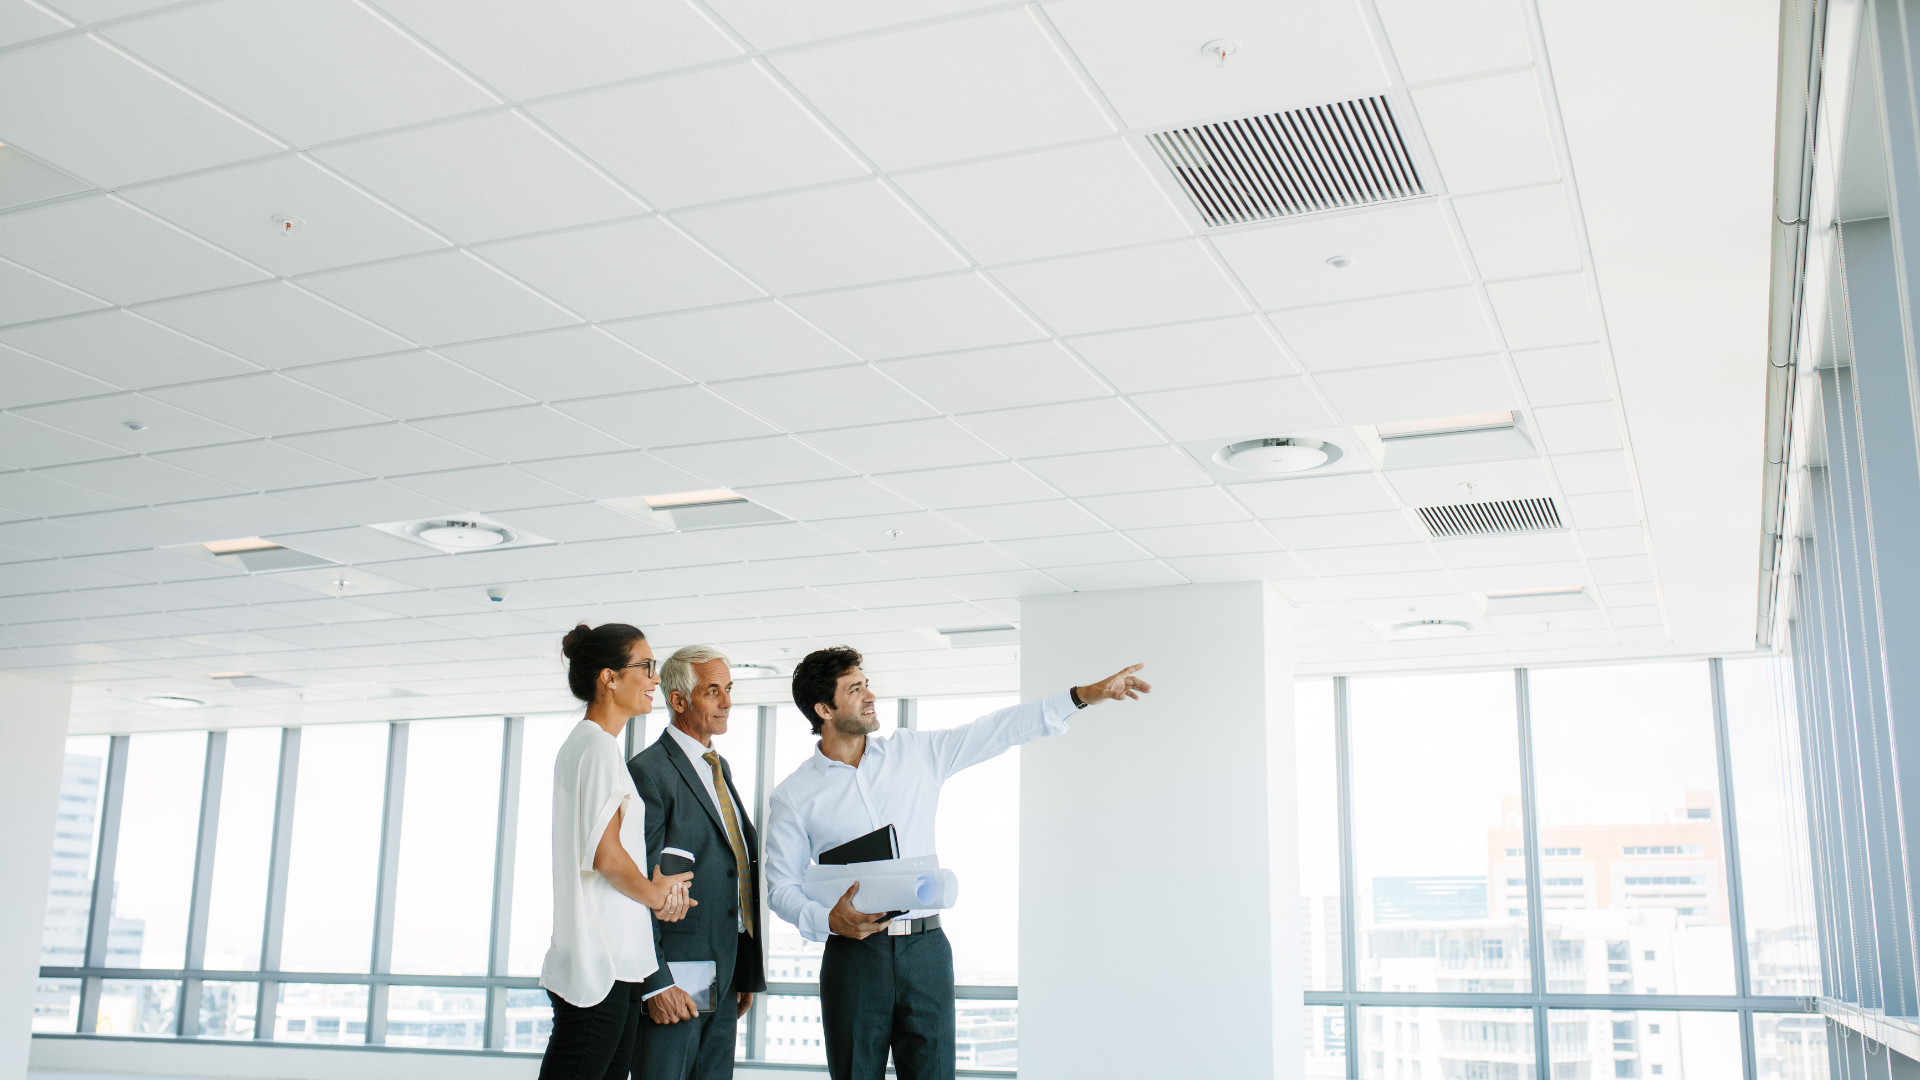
[1147,95,1425,228]
[1418,497,1564,538]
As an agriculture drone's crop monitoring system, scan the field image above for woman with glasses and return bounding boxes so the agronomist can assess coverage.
[541,622,697,1080]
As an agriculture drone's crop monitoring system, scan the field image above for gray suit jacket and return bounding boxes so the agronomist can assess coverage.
[629,727,766,999]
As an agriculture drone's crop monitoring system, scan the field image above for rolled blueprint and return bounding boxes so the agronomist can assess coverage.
[802,872,943,913]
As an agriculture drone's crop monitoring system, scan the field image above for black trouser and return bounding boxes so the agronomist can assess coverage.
[820,928,954,1080]
[635,970,740,1080]
[540,981,646,1080]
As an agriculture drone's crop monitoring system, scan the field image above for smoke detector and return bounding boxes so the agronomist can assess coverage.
[1392,619,1472,639]
[1215,438,1340,474]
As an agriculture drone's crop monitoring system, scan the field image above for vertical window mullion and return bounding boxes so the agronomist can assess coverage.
[485,717,523,1050]
[366,721,409,1045]
[254,727,301,1041]
[77,734,129,1033]
[1710,657,1760,1080]
[1514,669,1551,1072]
[178,730,227,1037]
[746,703,778,1062]
[1332,676,1358,1080]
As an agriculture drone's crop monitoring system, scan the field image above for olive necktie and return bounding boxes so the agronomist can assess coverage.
[702,750,755,936]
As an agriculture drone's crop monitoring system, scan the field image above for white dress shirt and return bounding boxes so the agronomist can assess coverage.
[541,720,659,1007]
[765,691,1075,942]
[664,722,748,933]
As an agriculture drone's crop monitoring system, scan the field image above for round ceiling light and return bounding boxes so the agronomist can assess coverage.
[1392,619,1472,639]
[1215,437,1340,474]
[146,694,210,709]
[413,520,511,549]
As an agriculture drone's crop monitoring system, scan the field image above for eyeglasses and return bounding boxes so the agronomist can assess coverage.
[618,659,657,678]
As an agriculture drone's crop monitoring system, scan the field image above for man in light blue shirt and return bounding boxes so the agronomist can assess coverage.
[765,645,1149,1080]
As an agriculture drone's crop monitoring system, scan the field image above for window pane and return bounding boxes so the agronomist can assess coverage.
[42,736,108,969]
[204,729,281,971]
[1350,672,1530,993]
[1305,1004,1347,1078]
[114,732,207,968]
[33,979,81,1033]
[97,979,179,1036]
[767,705,821,973]
[1723,657,1823,997]
[272,982,367,1042]
[1531,663,1735,995]
[509,715,575,977]
[1547,1010,1740,1079]
[1358,1006,1534,1078]
[633,700,762,821]
[1297,680,1342,991]
[920,694,1019,986]
[280,723,389,973]
[391,719,502,976]
[196,981,257,1039]
[761,993,826,1064]
[956,998,1017,1071]
[503,987,552,1053]
[384,985,486,1048]
[1753,1013,1829,1079]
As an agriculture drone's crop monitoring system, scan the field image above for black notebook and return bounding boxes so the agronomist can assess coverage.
[818,824,899,866]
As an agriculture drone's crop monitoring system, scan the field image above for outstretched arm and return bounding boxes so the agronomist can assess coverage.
[919,664,1153,780]
[1074,663,1152,705]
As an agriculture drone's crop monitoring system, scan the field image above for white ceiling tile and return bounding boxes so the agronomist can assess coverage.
[279,423,490,476]
[1488,609,1610,635]
[0,3,66,48]
[137,282,413,367]
[1233,472,1401,518]
[530,62,867,209]
[0,35,279,188]
[286,351,531,419]
[1214,202,1470,309]
[676,181,965,294]
[756,609,899,637]
[652,435,856,487]
[147,373,388,436]
[126,155,448,277]
[514,449,707,500]
[1598,582,1658,607]
[715,367,935,433]
[1452,185,1582,280]
[992,531,1151,568]
[1324,569,1458,599]
[1383,457,1552,505]
[1533,402,1622,454]
[1044,560,1185,591]
[43,456,244,505]
[1587,554,1653,585]
[1271,288,1495,371]
[1081,486,1249,530]
[1164,552,1310,583]
[0,343,118,407]
[0,144,93,213]
[272,479,462,524]
[771,9,1111,170]
[1314,354,1518,426]
[896,140,1188,265]
[686,522,851,561]
[0,414,122,469]
[70,548,238,584]
[1487,274,1596,350]
[805,418,1000,474]
[749,552,909,587]
[1411,70,1560,195]
[478,218,762,321]
[262,526,436,564]
[1431,532,1579,568]
[1375,0,1533,83]
[734,477,918,521]
[1451,560,1584,593]
[993,241,1248,336]
[1068,316,1293,393]
[0,197,268,305]
[0,310,256,388]
[299,250,579,346]
[20,392,253,453]
[556,385,775,448]
[787,273,1045,360]
[411,404,631,463]
[941,500,1105,540]
[380,0,740,99]
[874,462,1057,508]
[881,342,1109,416]
[438,326,686,400]
[61,505,230,547]
[1611,624,1669,645]
[1270,511,1421,550]
[105,0,495,146]
[1020,445,1212,497]
[958,399,1161,458]
[131,487,350,541]
[1293,543,1441,576]
[460,544,630,581]
[707,587,850,618]
[606,301,858,382]
[875,543,1023,576]
[0,517,134,557]
[1578,526,1646,559]
[0,260,109,327]
[1126,521,1276,557]
[0,470,132,517]
[480,502,660,544]
[1046,0,1387,129]
[922,568,1068,600]
[1512,344,1612,407]
[388,465,582,513]
[1130,377,1333,442]
[1606,605,1665,628]
[837,586,977,618]
[703,0,1001,49]
[804,511,975,551]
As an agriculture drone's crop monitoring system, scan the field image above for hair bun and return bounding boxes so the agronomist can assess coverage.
[560,622,593,659]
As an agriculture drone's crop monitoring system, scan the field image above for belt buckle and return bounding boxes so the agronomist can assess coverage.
[887,917,910,936]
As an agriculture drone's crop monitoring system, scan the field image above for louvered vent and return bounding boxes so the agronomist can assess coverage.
[1419,497,1564,538]
[1147,96,1425,228]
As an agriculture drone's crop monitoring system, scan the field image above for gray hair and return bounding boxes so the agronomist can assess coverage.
[660,644,730,712]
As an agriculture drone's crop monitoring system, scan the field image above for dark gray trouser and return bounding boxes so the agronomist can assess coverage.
[819,928,955,1080]
[539,982,645,1080]
[635,975,740,1080]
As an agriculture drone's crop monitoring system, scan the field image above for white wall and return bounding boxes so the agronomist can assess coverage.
[2,674,73,1080]
[1018,583,1298,1079]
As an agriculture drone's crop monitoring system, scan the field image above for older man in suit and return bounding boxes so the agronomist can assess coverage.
[629,645,766,1080]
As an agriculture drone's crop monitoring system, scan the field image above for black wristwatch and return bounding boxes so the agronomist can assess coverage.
[1069,685,1088,709]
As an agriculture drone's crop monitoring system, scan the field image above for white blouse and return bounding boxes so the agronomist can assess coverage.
[540,720,659,1007]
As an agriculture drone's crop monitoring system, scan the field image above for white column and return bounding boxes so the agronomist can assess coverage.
[1019,582,1298,1079]
[0,673,73,1080]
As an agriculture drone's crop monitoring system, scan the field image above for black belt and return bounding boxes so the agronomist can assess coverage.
[886,914,940,937]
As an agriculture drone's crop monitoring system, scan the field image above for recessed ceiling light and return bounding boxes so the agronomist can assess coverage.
[203,537,276,554]
[146,695,209,709]
[1485,586,1583,599]
[1215,437,1340,474]
[1392,619,1472,639]
[642,488,742,509]
[411,520,511,549]
[1326,256,1352,269]
[1376,411,1515,438]
[124,421,148,431]
[208,671,248,679]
